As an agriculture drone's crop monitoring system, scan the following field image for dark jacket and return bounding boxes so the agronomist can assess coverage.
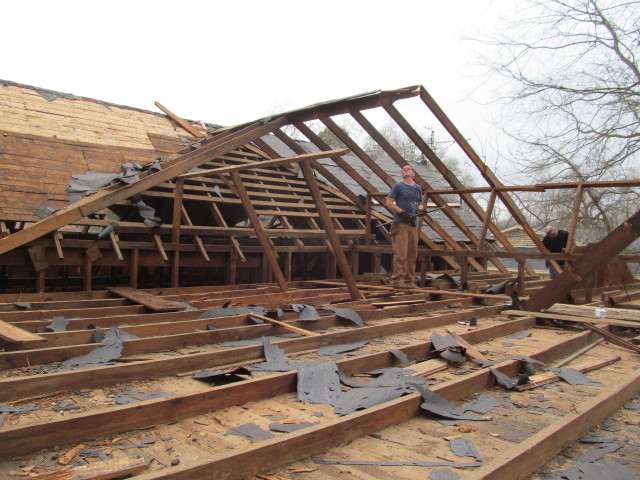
[543,229,569,266]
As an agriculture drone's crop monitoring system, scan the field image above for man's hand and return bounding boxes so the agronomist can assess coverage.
[417,209,427,217]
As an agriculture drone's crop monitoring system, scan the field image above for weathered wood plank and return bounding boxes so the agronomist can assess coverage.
[0,319,45,344]
[107,287,186,312]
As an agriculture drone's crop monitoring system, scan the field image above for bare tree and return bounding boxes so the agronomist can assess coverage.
[477,0,640,246]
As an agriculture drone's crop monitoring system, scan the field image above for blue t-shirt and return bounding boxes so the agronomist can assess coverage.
[388,181,422,225]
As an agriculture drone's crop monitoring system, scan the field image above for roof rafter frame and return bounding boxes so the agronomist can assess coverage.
[418,87,547,274]
[317,116,492,273]
[290,122,461,270]
[383,105,516,275]
[0,116,289,256]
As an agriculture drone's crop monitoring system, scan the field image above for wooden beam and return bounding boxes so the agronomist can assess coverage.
[154,101,204,139]
[478,190,496,248]
[29,456,149,480]
[230,170,288,292]
[582,323,640,354]
[108,231,123,261]
[52,231,64,259]
[522,209,640,311]
[467,371,640,480]
[419,88,545,275]
[504,310,640,328]
[299,161,362,300]
[0,320,46,345]
[153,234,168,262]
[249,313,317,336]
[107,287,186,312]
[205,190,246,262]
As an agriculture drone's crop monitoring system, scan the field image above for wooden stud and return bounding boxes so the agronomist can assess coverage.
[153,234,168,262]
[227,250,238,285]
[171,250,179,288]
[108,231,123,261]
[130,248,139,288]
[52,231,64,259]
[83,257,92,292]
[171,178,185,244]
[248,313,317,337]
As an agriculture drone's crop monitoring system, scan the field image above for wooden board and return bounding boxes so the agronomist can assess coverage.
[0,319,45,344]
[107,287,186,312]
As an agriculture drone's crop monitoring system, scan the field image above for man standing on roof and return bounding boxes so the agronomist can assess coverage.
[542,225,569,279]
[386,165,425,289]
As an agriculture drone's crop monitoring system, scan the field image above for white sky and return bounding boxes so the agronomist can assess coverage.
[2,0,514,179]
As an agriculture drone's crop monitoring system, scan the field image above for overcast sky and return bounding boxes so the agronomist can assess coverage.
[3,0,515,178]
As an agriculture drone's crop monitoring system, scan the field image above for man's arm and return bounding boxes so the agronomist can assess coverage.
[386,196,404,215]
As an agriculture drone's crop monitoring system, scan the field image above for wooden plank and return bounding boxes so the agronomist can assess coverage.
[445,328,487,360]
[52,231,64,259]
[249,313,317,336]
[467,371,640,480]
[154,101,204,139]
[153,234,168,262]
[0,319,46,344]
[548,303,640,322]
[107,287,186,312]
[108,231,123,261]
[582,323,640,354]
[566,183,583,253]
[515,354,620,391]
[29,457,149,480]
[504,309,640,328]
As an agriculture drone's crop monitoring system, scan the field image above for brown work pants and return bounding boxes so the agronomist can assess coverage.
[390,221,418,286]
